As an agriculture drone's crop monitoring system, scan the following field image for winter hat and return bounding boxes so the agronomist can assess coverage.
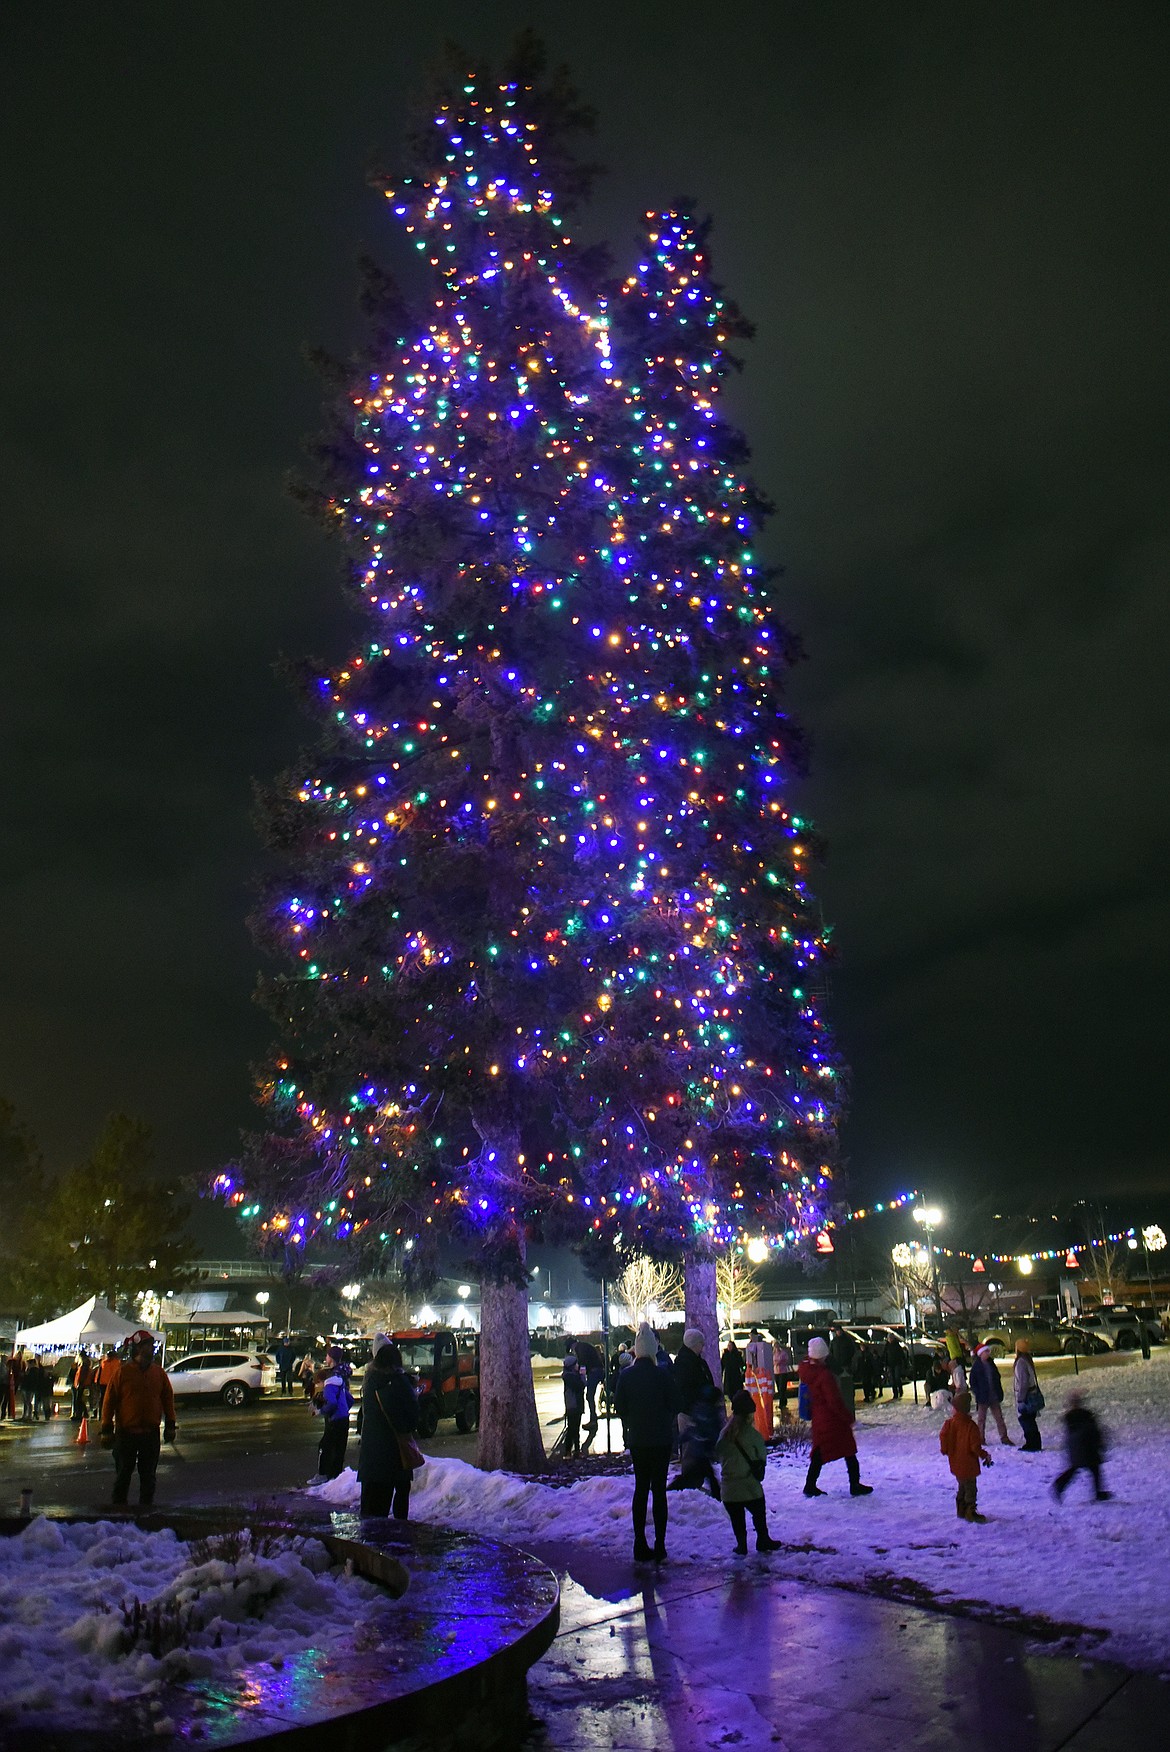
[683,1328,705,1353]
[953,1389,972,1414]
[807,1336,830,1360]
[976,1343,992,1357]
[373,1331,390,1355]
[731,1389,756,1419]
[633,1323,658,1360]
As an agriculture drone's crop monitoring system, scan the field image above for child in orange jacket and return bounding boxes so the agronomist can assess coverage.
[939,1389,991,1521]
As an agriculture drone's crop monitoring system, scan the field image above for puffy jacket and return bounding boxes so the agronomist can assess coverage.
[321,1371,353,1425]
[715,1418,766,1503]
[101,1360,175,1436]
[796,1357,856,1461]
[969,1353,1003,1406]
[614,1356,678,1448]
[1013,1353,1039,1409]
[939,1410,985,1480]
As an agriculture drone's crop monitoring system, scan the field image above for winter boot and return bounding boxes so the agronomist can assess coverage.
[756,1535,782,1552]
[850,1482,874,1496]
[633,1537,653,1563]
[803,1484,827,1497]
[652,1541,667,1563]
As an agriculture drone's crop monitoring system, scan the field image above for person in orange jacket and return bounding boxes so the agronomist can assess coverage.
[939,1388,991,1521]
[94,1346,121,1417]
[100,1330,176,1508]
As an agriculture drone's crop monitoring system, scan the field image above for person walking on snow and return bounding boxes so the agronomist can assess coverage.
[1013,1338,1043,1451]
[99,1330,176,1508]
[1053,1391,1111,1501]
[716,1390,782,1554]
[614,1323,679,1563]
[939,1388,991,1521]
[970,1343,1014,1444]
[798,1337,873,1497]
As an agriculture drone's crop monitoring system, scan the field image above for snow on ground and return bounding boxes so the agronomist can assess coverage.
[0,1520,383,1722]
[311,1350,1170,1675]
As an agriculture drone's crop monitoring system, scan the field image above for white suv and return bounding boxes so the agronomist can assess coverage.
[167,1351,275,1407]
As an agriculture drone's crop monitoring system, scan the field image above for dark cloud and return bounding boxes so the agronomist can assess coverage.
[2,2,1167,1218]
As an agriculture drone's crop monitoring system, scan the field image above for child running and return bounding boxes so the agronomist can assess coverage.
[939,1388,991,1522]
[715,1390,782,1554]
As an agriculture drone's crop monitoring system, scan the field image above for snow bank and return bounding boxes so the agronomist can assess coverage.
[311,1351,1170,1673]
[0,1519,382,1721]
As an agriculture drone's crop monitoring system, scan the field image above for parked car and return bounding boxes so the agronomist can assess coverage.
[167,1351,276,1407]
[976,1314,1066,1357]
[1069,1309,1159,1351]
[1057,1322,1112,1356]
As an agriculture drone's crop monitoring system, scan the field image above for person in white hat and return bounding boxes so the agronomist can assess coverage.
[797,1335,872,1498]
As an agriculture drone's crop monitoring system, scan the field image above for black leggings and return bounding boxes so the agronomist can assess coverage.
[630,1444,671,1546]
[726,1498,769,1546]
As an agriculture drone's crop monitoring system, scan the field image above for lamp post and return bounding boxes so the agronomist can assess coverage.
[913,1205,944,1329]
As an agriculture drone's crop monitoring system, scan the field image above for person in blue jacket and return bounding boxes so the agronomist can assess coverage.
[315,1350,354,1479]
[970,1343,1014,1445]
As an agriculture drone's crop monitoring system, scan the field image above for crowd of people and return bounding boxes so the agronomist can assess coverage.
[601,1318,1113,1560]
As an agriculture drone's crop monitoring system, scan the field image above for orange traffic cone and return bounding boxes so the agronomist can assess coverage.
[75,1416,89,1446]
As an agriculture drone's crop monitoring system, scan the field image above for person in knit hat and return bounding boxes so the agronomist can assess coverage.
[969,1343,1013,1444]
[797,1336,873,1498]
[716,1390,782,1555]
[939,1388,991,1521]
[614,1324,680,1562]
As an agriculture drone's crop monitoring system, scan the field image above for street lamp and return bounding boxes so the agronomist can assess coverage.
[913,1205,944,1328]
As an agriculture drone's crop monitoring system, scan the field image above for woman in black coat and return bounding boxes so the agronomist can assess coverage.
[357,1343,419,1519]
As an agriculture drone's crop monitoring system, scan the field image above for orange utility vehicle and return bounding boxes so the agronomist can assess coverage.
[392,1328,480,1436]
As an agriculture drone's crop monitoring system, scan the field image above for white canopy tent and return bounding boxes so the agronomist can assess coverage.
[15,1297,162,1353]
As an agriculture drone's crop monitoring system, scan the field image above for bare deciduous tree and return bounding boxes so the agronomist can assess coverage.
[715,1249,762,1327]
[615,1256,684,1327]
[355,1280,413,1337]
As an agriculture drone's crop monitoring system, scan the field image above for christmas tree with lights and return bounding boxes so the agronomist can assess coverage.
[226,43,842,1466]
[564,210,842,1348]
[230,40,633,1469]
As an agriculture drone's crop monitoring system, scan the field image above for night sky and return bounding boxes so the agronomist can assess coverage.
[4,3,1168,1230]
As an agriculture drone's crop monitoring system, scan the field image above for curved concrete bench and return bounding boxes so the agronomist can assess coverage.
[0,1509,559,1751]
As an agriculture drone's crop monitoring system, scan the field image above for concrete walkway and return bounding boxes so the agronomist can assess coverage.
[521,1540,1163,1751]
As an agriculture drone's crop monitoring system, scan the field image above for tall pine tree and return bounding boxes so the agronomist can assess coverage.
[232,40,626,1468]
[228,49,842,1462]
[565,210,842,1353]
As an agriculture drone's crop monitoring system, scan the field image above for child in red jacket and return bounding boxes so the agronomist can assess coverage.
[939,1389,991,1521]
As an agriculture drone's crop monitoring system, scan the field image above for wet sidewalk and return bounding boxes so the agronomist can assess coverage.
[521,1541,1163,1751]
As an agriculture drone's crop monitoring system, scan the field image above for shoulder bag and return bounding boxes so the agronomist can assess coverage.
[369,1379,426,1471]
[734,1437,766,1483]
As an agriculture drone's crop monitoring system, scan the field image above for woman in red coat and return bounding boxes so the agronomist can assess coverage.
[798,1337,873,1497]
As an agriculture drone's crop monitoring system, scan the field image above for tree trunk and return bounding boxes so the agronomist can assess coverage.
[684,1257,720,1379]
[477,1275,545,1472]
